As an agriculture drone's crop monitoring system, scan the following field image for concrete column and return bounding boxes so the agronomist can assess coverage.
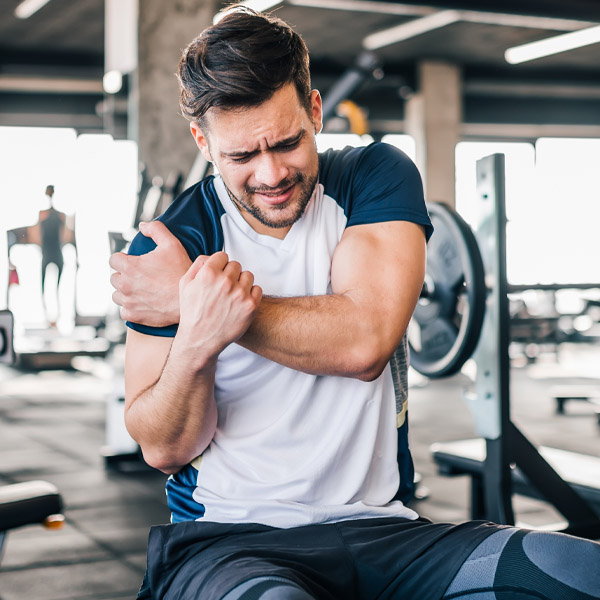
[405,61,462,208]
[137,0,217,183]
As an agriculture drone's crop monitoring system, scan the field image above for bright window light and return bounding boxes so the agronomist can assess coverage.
[381,134,416,162]
[0,127,138,327]
[14,0,52,19]
[505,24,600,64]
[316,133,373,152]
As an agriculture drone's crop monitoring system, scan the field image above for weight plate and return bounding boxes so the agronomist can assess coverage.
[0,310,15,365]
[408,202,486,378]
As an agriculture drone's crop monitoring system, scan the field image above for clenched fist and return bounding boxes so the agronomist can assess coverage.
[175,252,262,363]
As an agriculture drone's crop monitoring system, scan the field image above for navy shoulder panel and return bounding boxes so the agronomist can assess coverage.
[319,142,433,241]
[125,177,225,337]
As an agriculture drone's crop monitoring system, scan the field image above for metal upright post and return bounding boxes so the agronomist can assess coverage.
[466,155,600,536]
[466,154,514,524]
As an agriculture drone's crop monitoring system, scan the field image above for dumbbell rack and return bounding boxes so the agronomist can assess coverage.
[465,154,600,538]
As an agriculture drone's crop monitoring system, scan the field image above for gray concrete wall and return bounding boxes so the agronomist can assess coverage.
[405,61,462,208]
[137,0,217,183]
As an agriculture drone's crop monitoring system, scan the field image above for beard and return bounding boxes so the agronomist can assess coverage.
[225,170,318,230]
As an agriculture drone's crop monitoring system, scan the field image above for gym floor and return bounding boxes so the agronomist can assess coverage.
[0,343,599,600]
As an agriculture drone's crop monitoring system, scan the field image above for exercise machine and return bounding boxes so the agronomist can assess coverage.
[408,155,600,539]
[6,227,110,370]
[0,310,65,565]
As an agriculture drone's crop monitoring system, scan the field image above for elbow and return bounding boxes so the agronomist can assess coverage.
[139,443,203,475]
[347,341,389,382]
[355,359,387,382]
[129,423,217,475]
[139,448,182,474]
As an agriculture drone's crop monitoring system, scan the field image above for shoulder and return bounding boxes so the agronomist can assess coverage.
[128,177,225,259]
[318,143,431,238]
[319,142,419,187]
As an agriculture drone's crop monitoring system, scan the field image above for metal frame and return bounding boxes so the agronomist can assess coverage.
[467,154,600,538]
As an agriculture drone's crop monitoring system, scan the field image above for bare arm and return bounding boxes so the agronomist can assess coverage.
[238,220,426,380]
[124,329,218,474]
[112,219,425,381]
[123,252,261,473]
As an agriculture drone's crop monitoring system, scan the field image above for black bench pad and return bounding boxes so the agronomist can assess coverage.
[431,438,600,508]
[0,480,63,531]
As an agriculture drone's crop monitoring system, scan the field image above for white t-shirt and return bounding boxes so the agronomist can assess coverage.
[127,143,433,528]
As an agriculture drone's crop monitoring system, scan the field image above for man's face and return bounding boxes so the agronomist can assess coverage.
[191,84,323,238]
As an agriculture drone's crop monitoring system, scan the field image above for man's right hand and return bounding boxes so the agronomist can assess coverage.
[109,221,191,327]
[174,252,263,364]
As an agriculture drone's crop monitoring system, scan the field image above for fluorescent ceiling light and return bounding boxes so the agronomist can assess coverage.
[288,0,433,17]
[14,0,52,19]
[103,70,123,94]
[505,24,600,64]
[213,0,282,24]
[363,10,461,50]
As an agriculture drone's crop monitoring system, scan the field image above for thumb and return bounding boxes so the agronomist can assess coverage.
[139,220,177,247]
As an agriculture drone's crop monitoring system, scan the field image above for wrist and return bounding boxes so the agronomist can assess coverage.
[170,333,219,372]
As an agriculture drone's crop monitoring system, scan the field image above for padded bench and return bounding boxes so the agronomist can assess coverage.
[0,480,64,563]
[550,385,600,423]
[430,438,600,520]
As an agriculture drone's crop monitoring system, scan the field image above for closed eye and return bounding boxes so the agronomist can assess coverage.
[274,140,301,153]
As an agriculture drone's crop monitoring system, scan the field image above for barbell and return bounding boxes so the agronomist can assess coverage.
[408,202,486,378]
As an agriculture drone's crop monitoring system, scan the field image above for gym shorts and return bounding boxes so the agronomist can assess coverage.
[138,516,502,600]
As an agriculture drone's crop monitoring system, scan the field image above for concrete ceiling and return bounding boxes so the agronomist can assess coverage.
[0,0,599,135]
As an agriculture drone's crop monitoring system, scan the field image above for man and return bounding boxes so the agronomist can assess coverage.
[38,185,69,326]
[110,8,600,600]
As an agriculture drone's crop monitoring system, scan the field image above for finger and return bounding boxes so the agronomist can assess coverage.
[238,270,255,291]
[204,251,229,272]
[139,220,179,247]
[108,251,128,272]
[251,285,263,303]
[112,290,125,307]
[223,261,242,282]
[109,271,123,291]
[181,254,210,283]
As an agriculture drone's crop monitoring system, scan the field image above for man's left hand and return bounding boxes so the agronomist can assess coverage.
[109,221,191,326]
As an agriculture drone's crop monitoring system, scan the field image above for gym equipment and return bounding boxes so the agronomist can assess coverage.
[408,202,486,378]
[426,155,600,539]
[431,439,600,518]
[0,310,65,565]
[101,355,152,473]
[551,385,600,419]
[0,310,14,365]
[6,228,110,370]
[321,51,382,125]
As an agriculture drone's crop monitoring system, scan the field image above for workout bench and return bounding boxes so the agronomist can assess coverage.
[550,385,600,423]
[0,481,64,563]
[0,310,65,565]
[431,438,600,522]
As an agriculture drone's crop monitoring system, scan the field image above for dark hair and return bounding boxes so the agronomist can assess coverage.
[177,7,311,126]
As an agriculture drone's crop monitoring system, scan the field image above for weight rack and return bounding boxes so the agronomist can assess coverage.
[465,154,600,539]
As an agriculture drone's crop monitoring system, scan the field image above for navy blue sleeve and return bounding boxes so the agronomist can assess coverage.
[319,142,433,241]
[125,178,226,338]
[125,230,179,338]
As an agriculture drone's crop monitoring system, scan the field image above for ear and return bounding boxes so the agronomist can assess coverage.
[310,90,323,135]
[190,121,213,162]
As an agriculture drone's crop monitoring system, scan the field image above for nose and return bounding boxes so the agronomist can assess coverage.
[253,152,289,189]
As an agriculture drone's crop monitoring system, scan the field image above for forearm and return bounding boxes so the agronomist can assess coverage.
[125,341,218,474]
[238,293,404,380]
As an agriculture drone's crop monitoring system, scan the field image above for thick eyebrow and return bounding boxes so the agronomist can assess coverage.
[221,130,306,159]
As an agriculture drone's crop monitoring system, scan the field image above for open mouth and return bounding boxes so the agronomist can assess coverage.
[254,183,295,206]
